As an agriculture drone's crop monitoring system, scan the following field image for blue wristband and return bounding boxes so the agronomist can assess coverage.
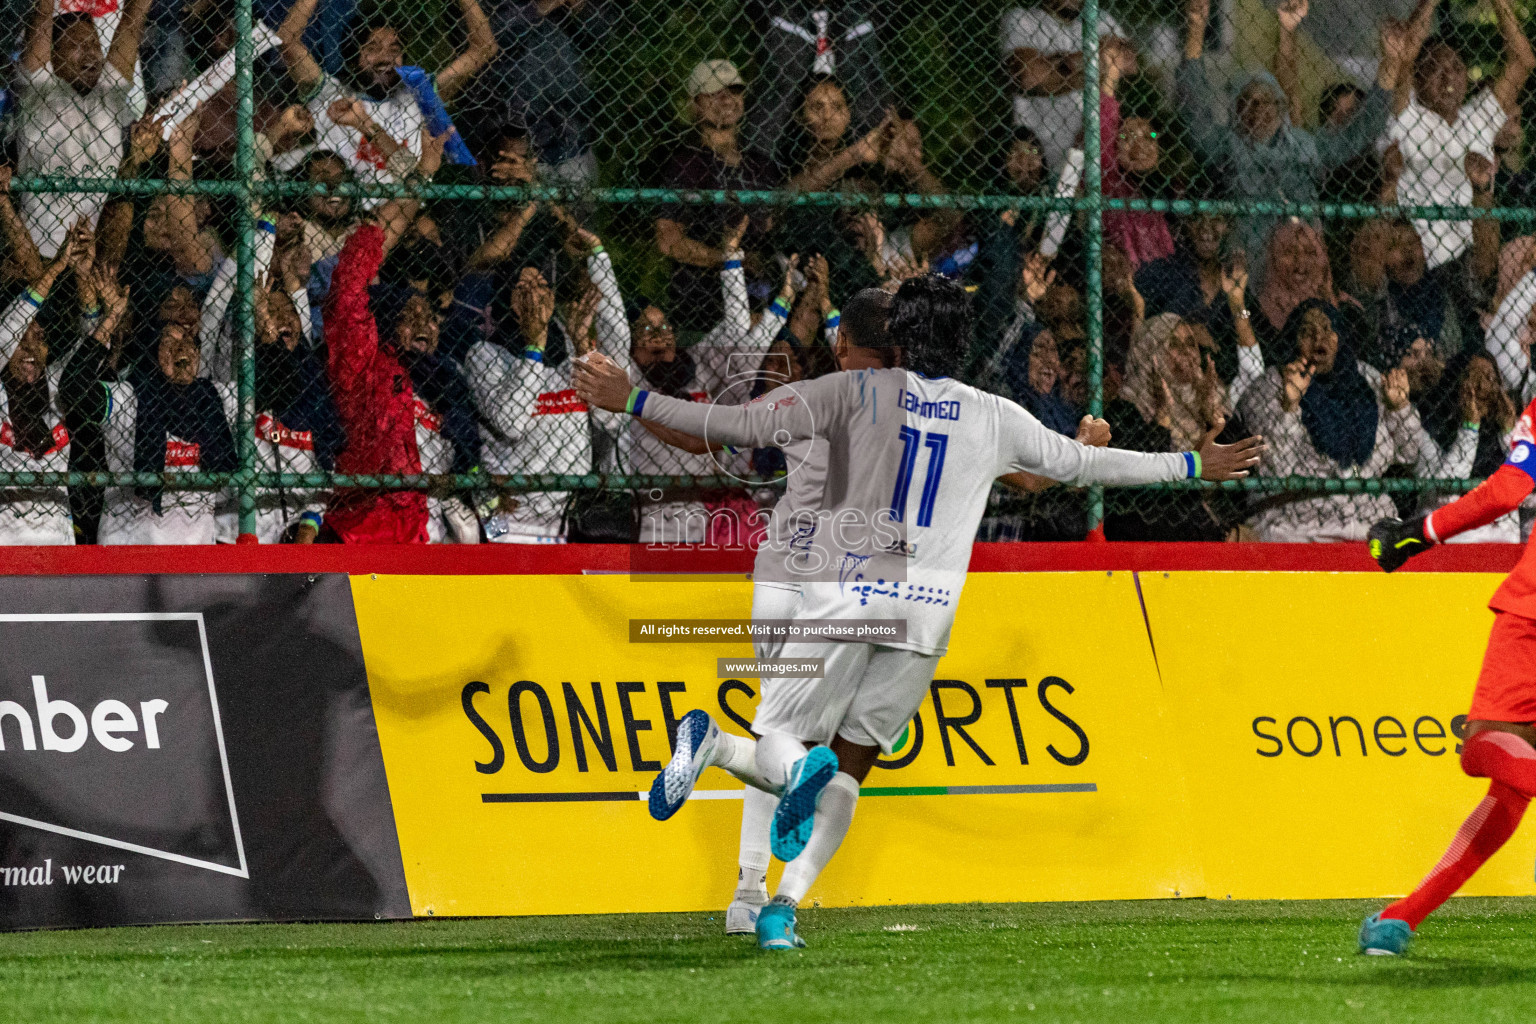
[769,298,791,319]
[626,388,649,417]
[522,347,545,363]
[1182,451,1201,479]
[723,259,743,271]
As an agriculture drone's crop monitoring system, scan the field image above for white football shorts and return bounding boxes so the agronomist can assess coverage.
[753,639,940,753]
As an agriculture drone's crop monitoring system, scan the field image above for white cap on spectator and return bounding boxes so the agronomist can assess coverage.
[686,59,746,98]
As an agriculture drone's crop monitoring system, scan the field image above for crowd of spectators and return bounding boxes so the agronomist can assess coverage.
[0,0,1531,545]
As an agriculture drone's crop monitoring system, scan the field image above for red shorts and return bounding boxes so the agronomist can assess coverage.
[1470,611,1536,722]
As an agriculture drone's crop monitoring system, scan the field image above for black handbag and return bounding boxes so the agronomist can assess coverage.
[564,488,640,543]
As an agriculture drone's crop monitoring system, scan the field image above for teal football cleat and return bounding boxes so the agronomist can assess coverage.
[770,746,839,862]
[756,902,806,950]
[648,709,719,821]
[1359,912,1413,956]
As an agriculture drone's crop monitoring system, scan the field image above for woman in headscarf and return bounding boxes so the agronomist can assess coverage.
[1236,298,1428,541]
[1177,1,1403,284]
[1102,313,1258,540]
[1411,350,1522,542]
[62,309,238,546]
[0,246,98,545]
[1254,219,1336,363]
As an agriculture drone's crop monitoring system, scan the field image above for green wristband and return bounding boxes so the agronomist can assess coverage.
[1191,451,1202,480]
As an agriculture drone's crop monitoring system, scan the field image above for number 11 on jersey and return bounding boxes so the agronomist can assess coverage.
[891,425,949,527]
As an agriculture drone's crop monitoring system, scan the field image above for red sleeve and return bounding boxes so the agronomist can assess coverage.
[1427,463,1536,542]
[326,224,385,382]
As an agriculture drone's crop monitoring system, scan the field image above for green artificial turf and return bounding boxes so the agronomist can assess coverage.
[5,898,1536,1022]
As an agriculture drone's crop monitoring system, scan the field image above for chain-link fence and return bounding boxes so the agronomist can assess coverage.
[0,0,1528,544]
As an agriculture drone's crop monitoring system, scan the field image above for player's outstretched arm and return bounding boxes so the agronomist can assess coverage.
[1006,395,1266,486]
[1368,458,1536,572]
[574,351,822,449]
[1000,416,1110,493]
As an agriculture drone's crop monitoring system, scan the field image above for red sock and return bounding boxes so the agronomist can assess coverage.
[1382,780,1530,929]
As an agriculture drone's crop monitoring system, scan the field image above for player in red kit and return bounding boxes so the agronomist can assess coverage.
[1361,396,1536,954]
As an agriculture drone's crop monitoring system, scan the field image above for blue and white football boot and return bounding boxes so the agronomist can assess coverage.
[770,746,839,862]
[648,709,719,821]
[756,901,806,950]
[1358,912,1413,956]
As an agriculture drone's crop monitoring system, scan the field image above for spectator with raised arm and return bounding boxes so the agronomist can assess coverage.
[456,0,609,186]
[1387,0,1532,271]
[1354,216,1496,373]
[275,0,496,185]
[970,125,1051,371]
[215,272,340,544]
[61,265,238,546]
[1178,0,1404,282]
[1237,298,1426,541]
[439,122,567,365]
[320,129,445,544]
[0,238,99,545]
[1411,351,1522,542]
[1103,313,1257,541]
[16,0,152,258]
[468,222,630,544]
[1135,209,1253,384]
[1002,0,1132,173]
[375,279,483,545]
[1099,38,1172,271]
[618,223,798,543]
[651,60,781,337]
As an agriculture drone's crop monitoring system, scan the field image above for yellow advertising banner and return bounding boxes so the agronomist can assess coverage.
[1138,570,1532,901]
[351,571,1196,917]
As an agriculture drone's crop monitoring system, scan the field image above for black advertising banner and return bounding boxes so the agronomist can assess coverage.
[0,574,410,929]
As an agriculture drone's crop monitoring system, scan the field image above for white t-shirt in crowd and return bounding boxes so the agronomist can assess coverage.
[1386,88,1507,270]
[275,73,426,188]
[15,63,133,258]
[1000,5,1127,172]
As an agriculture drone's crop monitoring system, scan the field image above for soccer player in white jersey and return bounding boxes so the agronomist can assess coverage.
[640,287,1110,937]
[576,275,1263,950]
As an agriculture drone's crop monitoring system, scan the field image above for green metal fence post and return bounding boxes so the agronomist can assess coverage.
[232,0,258,541]
[1081,0,1105,533]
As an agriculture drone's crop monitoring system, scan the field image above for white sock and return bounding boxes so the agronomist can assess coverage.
[711,730,779,793]
[755,731,808,791]
[775,771,860,905]
[735,786,775,901]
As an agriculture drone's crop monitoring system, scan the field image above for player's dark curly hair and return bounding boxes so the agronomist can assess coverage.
[886,275,971,379]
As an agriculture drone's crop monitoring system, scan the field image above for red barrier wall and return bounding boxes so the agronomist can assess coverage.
[0,542,1518,575]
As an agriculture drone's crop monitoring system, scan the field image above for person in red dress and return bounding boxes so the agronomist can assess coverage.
[1361,395,1536,953]
[321,132,445,543]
